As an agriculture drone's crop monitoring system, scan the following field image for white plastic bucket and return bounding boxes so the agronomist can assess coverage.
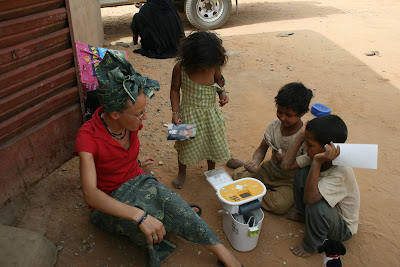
[222,209,264,252]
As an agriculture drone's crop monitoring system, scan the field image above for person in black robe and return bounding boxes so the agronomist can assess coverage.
[130,0,185,59]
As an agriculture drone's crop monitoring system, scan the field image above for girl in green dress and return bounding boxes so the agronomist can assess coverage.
[170,31,230,189]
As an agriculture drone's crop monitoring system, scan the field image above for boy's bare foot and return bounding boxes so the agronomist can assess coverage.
[172,173,186,189]
[290,242,312,257]
[226,158,245,169]
[285,208,305,223]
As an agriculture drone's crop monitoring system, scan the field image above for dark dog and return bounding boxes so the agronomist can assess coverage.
[318,239,346,267]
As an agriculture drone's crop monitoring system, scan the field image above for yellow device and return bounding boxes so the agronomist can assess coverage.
[217,178,266,210]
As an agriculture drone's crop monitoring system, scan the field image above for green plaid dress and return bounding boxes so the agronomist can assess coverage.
[174,70,230,165]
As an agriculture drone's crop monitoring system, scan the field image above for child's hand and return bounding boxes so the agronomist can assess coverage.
[275,149,284,163]
[140,157,154,167]
[172,113,182,125]
[244,160,258,173]
[314,142,340,163]
[300,121,308,137]
[218,92,229,107]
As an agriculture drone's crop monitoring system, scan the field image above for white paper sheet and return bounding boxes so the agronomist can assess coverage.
[332,143,378,169]
[204,168,233,191]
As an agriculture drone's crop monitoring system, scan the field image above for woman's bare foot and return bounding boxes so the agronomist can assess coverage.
[172,173,186,189]
[226,158,245,169]
[205,244,242,267]
[285,208,305,223]
[290,242,312,257]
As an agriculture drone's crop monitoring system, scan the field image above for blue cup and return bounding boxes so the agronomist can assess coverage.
[311,103,331,117]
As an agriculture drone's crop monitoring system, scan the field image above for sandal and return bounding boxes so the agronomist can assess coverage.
[189,204,202,217]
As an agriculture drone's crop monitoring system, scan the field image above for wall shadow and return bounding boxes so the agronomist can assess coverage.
[101,1,344,41]
[220,30,399,266]
[181,1,344,30]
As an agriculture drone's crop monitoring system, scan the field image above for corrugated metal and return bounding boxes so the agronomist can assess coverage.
[0,0,83,206]
[0,0,65,22]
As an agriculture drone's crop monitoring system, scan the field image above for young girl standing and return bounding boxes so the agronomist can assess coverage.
[170,31,230,189]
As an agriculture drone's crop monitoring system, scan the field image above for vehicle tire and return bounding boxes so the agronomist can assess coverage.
[184,0,232,30]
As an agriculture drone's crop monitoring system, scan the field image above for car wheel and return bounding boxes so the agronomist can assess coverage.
[184,0,232,30]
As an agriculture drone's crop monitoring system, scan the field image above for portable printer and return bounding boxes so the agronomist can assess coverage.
[205,168,266,252]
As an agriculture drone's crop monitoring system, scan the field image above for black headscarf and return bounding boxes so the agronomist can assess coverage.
[130,0,185,59]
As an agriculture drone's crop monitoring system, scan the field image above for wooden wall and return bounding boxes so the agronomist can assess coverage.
[0,0,83,207]
[68,0,104,47]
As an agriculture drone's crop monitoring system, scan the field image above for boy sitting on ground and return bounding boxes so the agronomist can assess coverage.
[281,114,360,258]
[226,82,313,215]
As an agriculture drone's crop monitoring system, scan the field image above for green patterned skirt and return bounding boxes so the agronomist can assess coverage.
[90,173,220,267]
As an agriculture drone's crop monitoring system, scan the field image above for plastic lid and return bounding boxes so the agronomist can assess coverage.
[311,103,331,117]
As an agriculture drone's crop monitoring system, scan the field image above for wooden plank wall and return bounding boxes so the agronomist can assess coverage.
[0,0,83,207]
[68,0,104,47]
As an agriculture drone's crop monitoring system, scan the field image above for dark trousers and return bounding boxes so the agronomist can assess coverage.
[294,166,352,252]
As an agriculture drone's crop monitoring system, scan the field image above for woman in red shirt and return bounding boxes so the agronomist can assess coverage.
[74,51,242,267]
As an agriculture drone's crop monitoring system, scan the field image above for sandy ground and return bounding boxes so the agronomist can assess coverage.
[3,0,400,266]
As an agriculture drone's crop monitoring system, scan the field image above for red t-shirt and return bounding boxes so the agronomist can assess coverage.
[73,107,146,194]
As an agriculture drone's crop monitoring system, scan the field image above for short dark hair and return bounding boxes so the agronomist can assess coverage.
[177,31,227,73]
[306,114,348,146]
[275,82,313,115]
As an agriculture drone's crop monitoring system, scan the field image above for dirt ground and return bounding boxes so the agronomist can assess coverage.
[3,0,400,266]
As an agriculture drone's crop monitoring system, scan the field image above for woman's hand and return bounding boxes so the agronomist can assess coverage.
[140,157,154,167]
[172,113,182,125]
[138,213,166,244]
[132,34,139,45]
[134,2,143,8]
[244,160,258,173]
[218,92,229,107]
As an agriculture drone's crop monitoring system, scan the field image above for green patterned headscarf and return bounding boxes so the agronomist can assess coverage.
[95,50,160,113]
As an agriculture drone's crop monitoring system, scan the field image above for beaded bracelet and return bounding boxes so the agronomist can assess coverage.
[137,211,148,226]
[172,111,180,115]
